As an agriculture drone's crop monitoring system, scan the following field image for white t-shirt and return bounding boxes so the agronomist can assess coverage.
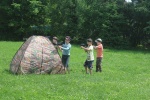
[86,45,94,61]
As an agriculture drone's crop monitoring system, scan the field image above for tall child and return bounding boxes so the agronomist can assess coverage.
[94,38,103,72]
[59,36,71,73]
[81,38,94,74]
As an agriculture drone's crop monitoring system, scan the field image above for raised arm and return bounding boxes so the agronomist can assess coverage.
[81,46,92,51]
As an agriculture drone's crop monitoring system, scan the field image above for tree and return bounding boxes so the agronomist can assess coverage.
[0,0,51,40]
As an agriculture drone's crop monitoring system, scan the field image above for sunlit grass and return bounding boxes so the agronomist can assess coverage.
[0,41,150,100]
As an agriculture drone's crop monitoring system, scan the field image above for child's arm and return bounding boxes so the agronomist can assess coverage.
[59,45,71,50]
[58,46,62,52]
[94,46,98,49]
[94,45,102,49]
[81,46,91,51]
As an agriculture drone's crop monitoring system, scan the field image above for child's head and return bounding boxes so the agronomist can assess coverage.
[87,38,93,46]
[53,36,58,44]
[65,36,71,43]
[95,38,102,45]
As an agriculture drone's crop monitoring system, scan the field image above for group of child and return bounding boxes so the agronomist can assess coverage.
[52,36,103,75]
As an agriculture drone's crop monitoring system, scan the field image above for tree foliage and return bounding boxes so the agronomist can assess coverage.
[0,0,150,49]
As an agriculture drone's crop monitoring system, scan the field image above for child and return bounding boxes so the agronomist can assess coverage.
[81,38,94,74]
[94,38,103,72]
[52,36,58,45]
[59,36,71,73]
[52,36,58,51]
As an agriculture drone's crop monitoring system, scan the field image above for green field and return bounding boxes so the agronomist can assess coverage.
[0,41,150,100]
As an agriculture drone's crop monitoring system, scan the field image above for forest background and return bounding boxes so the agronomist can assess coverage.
[0,0,150,49]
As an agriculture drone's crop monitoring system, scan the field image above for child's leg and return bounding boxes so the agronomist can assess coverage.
[99,58,102,72]
[96,58,99,72]
[96,57,101,72]
[65,56,70,73]
[62,55,68,73]
[85,67,88,74]
[89,61,93,74]
[62,55,66,70]
[84,60,88,74]
[89,69,92,74]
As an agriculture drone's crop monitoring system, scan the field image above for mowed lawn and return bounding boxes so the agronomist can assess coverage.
[0,41,150,100]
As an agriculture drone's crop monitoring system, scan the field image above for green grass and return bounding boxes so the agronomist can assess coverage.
[0,41,150,100]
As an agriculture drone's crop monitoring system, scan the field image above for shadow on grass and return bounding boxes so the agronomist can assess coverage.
[2,69,12,74]
[2,69,18,75]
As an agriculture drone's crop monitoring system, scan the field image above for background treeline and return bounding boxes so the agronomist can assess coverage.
[0,0,150,49]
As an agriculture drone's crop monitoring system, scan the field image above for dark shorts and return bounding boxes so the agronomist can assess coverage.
[62,55,70,68]
[84,60,94,69]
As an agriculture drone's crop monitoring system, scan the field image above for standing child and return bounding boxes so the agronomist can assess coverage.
[52,36,58,51]
[52,36,58,45]
[59,36,71,73]
[94,38,103,72]
[81,38,94,74]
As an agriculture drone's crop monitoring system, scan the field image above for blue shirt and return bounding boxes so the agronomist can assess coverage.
[62,43,71,55]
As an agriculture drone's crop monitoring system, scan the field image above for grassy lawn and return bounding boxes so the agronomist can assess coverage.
[0,41,150,100]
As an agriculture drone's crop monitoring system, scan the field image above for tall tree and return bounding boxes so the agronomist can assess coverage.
[0,0,51,40]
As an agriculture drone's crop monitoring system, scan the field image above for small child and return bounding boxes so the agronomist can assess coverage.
[94,38,103,72]
[52,36,58,45]
[81,38,94,74]
[52,36,58,51]
[59,36,71,73]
